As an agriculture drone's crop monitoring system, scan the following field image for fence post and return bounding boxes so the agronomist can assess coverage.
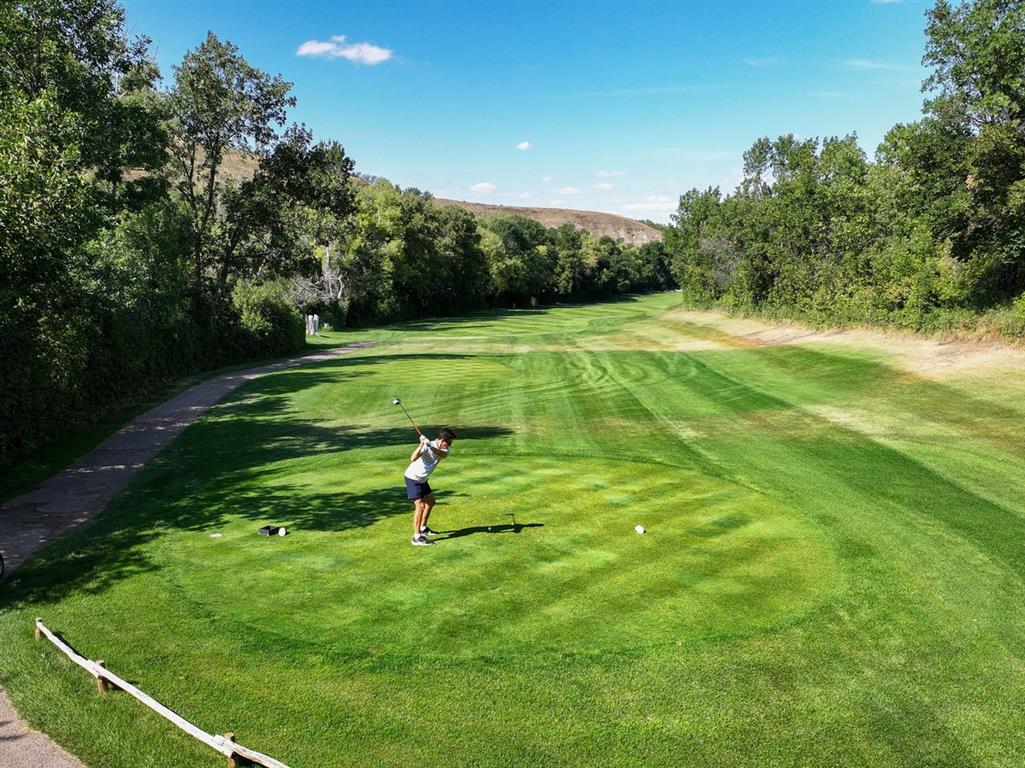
[225,732,238,768]
[95,660,109,694]
[34,620,291,767]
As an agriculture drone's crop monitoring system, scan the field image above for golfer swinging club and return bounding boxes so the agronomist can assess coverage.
[405,428,456,546]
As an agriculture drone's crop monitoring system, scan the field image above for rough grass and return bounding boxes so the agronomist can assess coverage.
[3,293,1025,767]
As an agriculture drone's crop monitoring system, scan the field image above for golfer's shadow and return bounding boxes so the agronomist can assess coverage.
[439,522,543,540]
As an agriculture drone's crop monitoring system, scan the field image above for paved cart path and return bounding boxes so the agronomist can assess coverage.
[0,341,371,768]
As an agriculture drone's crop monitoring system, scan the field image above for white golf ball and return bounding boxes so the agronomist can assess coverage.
[635,525,646,534]
[278,527,288,537]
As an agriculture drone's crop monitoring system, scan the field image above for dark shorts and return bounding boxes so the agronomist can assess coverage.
[405,477,433,500]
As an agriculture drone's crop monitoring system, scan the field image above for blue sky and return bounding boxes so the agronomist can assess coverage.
[124,0,934,223]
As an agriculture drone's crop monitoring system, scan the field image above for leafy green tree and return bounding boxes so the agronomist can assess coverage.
[0,1,166,464]
[166,31,357,344]
[218,127,355,287]
[391,190,451,313]
[638,240,674,292]
[391,194,489,315]
[1,0,166,206]
[167,32,294,293]
[919,0,1025,297]
[0,93,93,460]
[480,215,553,303]
[924,0,1025,131]
[875,119,970,241]
[0,94,92,306]
[305,181,489,325]
[591,237,629,294]
[435,205,490,308]
[552,224,587,297]
[665,187,723,301]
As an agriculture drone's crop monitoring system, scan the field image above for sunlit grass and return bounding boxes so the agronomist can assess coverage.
[3,292,1025,767]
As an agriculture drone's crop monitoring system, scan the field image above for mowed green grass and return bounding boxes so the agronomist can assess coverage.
[4,293,1025,767]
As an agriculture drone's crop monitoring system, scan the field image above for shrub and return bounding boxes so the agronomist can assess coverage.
[233,280,305,356]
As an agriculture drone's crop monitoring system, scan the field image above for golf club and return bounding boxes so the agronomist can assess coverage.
[392,397,423,436]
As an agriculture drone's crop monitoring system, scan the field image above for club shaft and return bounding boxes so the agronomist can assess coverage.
[398,403,422,435]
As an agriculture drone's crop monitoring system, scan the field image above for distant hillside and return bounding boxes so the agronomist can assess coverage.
[220,150,260,180]
[433,199,662,246]
[210,150,663,245]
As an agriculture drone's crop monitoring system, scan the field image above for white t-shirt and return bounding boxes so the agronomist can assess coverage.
[404,440,448,482]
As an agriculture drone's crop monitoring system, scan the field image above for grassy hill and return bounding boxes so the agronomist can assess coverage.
[193,149,664,245]
[434,198,663,245]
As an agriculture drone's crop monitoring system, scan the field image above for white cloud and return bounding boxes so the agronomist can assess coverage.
[622,195,676,213]
[595,170,627,177]
[296,35,393,65]
[297,41,337,57]
[516,141,534,151]
[470,182,496,193]
[839,58,915,72]
[541,175,556,183]
[554,186,580,195]
[744,57,780,67]
[592,183,614,191]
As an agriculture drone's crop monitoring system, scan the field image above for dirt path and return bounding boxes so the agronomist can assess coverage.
[0,341,371,768]
[0,688,81,768]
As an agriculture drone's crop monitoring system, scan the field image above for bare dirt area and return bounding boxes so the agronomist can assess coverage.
[0,688,81,768]
[657,308,1025,382]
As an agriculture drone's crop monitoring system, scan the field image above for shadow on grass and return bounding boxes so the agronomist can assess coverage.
[192,483,472,535]
[1,352,513,607]
[438,522,544,540]
[674,344,1025,602]
[8,333,1025,632]
[692,512,751,538]
[379,295,642,334]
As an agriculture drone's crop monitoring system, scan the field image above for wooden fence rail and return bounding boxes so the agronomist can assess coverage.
[34,618,291,768]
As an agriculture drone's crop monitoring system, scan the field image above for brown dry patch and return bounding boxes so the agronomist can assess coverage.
[392,305,1025,386]
[403,336,491,341]
[802,405,919,442]
[433,199,661,246]
[677,404,950,449]
[579,331,725,353]
[811,330,1025,380]
[125,146,260,184]
[654,309,1025,382]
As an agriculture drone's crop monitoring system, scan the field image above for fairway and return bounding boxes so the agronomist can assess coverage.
[4,293,1025,767]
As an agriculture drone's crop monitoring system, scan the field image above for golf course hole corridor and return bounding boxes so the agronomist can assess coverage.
[165,456,839,659]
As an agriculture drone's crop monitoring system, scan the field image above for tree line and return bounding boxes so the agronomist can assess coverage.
[1,0,366,465]
[2,0,1020,468]
[665,0,1025,336]
[297,179,672,327]
[0,0,671,466]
